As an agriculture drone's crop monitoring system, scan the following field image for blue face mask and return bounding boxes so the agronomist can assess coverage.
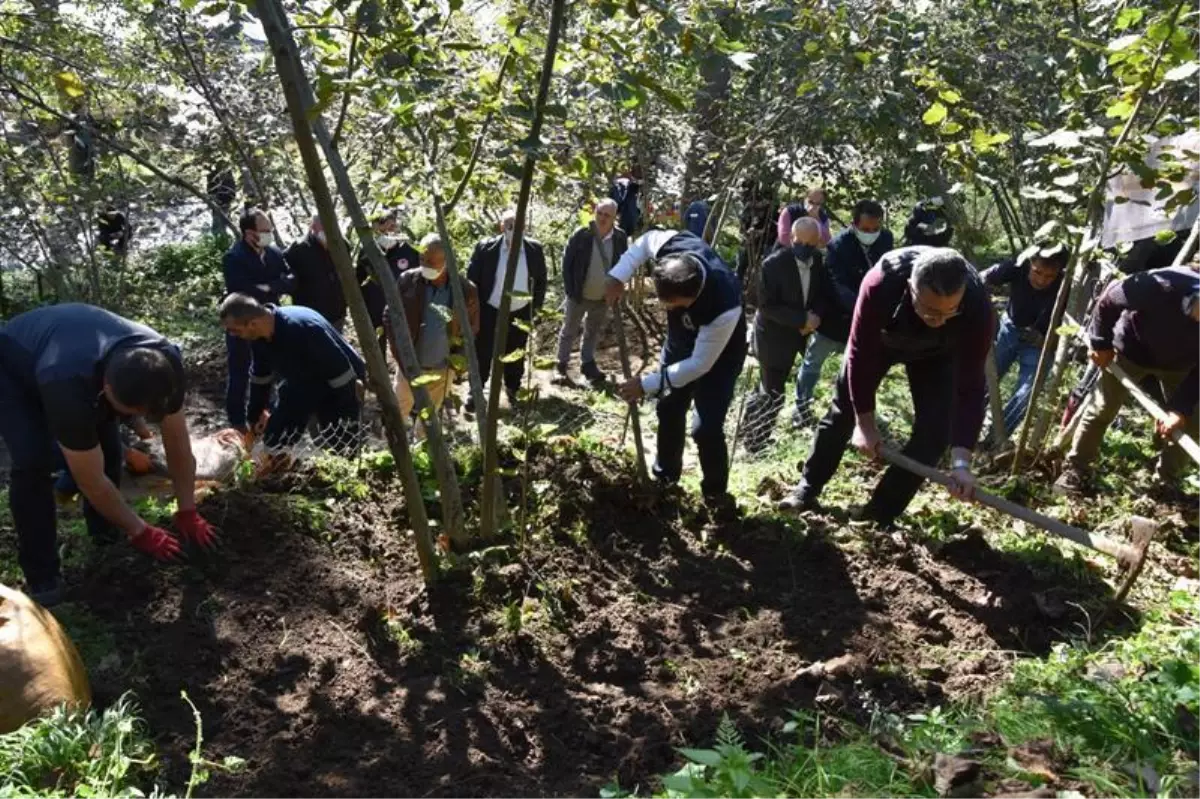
[792,244,815,261]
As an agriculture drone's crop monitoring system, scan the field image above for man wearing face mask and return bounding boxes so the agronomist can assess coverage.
[285,216,348,332]
[605,229,747,514]
[742,217,831,454]
[793,199,894,427]
[0,304,218,606]
[356,209,421,359]
[903,198,954,247]
[219,294,365,458]
[981,235,1068,438]
[556,198,628,385]
[388,234,480,429]
[779,247,994,528]
[222,207,295,436]
[467,210,548,407]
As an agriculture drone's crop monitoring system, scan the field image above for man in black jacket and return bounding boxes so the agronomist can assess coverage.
[285,216,348,331]
[793,199,894,426]
[743,218,829,452]
[554,199,628,385]
[356,209,420,358]
[467,210,548,406]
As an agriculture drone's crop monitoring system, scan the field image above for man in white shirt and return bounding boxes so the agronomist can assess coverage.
[466,210,548,407]
[606,229,747,510]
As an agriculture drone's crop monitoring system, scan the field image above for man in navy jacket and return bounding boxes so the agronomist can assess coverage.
[222,207,295,435]
[793,200,894,426]
[606,229,747,509]
[219,295,366,457]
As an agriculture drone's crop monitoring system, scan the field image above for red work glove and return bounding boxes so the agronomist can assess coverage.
[129,525,182,561]
[174,508,219,549]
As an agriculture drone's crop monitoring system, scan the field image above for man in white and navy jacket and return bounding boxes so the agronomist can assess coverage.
[605,229,747,509]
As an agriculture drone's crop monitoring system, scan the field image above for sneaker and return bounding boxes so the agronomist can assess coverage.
[581,360,607,385]
[29,578,64,608]
[778,481,820,512]
[1053,466,1089,496]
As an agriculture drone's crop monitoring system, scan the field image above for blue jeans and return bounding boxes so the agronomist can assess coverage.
[794,332,842,412]
[993,314,1042,434]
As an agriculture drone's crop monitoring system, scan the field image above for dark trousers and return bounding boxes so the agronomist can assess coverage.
[742,364,792,452]
[654,353,745,497]
[225,333,273,429]
[0,367,122,588]
[801,354,954,523]
[477,304,529,394]
[264,381,361,456]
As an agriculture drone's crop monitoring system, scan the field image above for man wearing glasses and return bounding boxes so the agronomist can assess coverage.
[555,199,628,385]
[779,246,995,527]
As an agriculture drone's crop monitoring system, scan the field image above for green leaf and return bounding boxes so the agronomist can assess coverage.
[922,102,948,125]
[803,40,820,55]
[1114,7,1144,30]
[513,318,532,333]
[938,89,961,104]
[941,121,963,135]
[679,748,723,767]
[1154,229,1179,244]
[1105,99,1135,120]
[411,373,443,387]
[1164,62,1200,82]
[221,756,248,772]
[1053,172,1080,187]
[54,71,86,99]
[500,349,525,363]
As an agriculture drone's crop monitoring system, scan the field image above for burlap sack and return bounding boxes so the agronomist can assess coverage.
[0,583,91,734]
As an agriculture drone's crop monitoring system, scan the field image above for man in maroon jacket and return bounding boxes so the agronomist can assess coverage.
[779,246,996,527]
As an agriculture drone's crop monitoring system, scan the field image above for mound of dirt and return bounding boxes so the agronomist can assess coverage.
[60,439,1129,798]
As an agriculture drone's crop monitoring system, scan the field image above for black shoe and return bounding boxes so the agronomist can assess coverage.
[703,492,740,523]
[465,396,476,414]
[29,578,64,608]
[555,362,570,379]
[506,388,522,407]
[778,481,820,512]
[581,360,606,384]
[850,503,896,529]
[1053,466,1089,496]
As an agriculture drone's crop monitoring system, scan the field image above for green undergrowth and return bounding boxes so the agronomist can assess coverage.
[646,590,1199,799]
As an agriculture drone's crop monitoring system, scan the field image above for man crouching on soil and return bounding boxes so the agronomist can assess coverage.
[605,229,747,519]
[0,304,218,606]
[779,246,995,527]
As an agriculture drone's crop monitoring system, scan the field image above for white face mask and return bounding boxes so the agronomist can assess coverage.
[256,231,275,249]
[376,234,398,250]
[854,228,881,247]
[419,266,443,280]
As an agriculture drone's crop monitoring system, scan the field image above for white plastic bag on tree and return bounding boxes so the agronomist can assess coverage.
[0,583,91,734]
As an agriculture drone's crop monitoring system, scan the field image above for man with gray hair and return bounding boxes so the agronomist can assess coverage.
[779,246,995,527]
[555,198,628,384]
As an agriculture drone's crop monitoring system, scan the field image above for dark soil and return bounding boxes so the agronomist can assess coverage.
[66,436,1127,798]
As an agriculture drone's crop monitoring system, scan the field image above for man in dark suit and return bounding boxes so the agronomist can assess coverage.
[285,216,348,331]
[742,217,830,453]
[467,210,548,406]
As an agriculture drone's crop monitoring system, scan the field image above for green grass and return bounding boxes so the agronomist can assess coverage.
[0,695,158,798]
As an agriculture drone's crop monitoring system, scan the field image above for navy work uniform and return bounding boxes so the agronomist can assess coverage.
[609,230,747,497]
[249,305,367,454]
[0,304,185,590]
[222,238,295,430]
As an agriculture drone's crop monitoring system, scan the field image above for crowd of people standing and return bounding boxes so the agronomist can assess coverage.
[1,177,1195,607]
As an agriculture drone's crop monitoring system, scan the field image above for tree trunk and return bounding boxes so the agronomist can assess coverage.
[479,0,567,539]
[432,196,487,443]
[255,0,438,580]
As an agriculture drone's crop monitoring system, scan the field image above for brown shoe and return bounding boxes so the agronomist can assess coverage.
[1053,466,1089,496]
